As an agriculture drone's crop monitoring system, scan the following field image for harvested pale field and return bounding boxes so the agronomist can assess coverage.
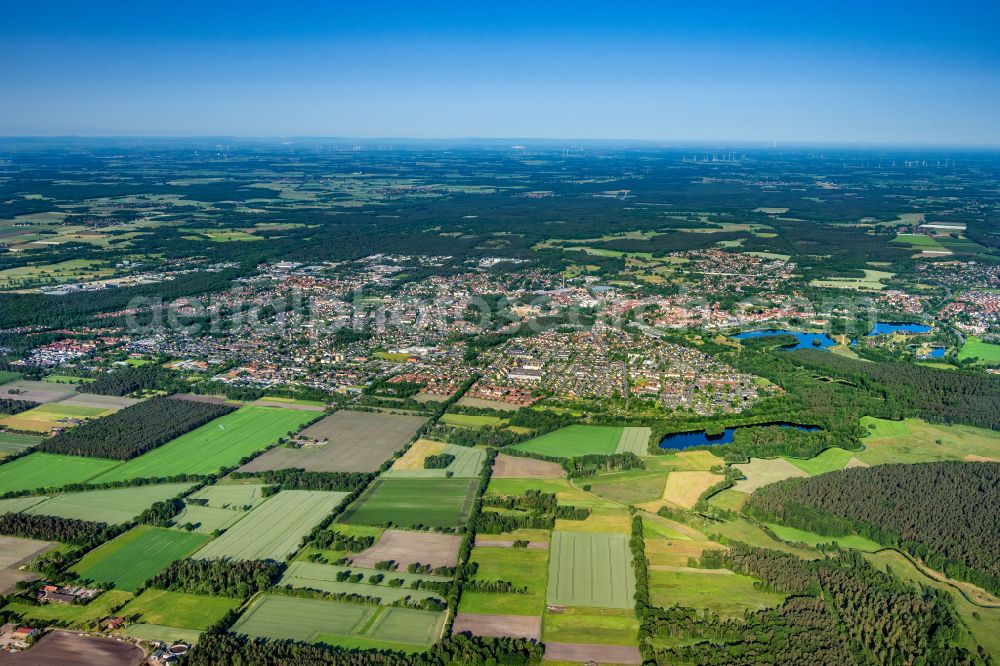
[733,457,809,493]
[58,393,140,411]
[637,470,721,511]
[456,396,521,411]
[474,537,547,549]
[0,535,56,593]
[0,380,75,404]
[350,529,461,569]
[238,410,424,473]
[491,453,565,478]
[452,613,541,641]
[544,642,642,665]
[964,454,997,463]
[392,438,445,470]
[0,630,145,666]
[645,538,722,568]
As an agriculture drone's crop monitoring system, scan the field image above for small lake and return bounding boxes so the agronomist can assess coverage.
[867,322,931,336]
[659,422,822,450]
[732,329,836,350]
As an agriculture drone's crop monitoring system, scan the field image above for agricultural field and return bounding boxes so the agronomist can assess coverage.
[89,405,314,482]
[857,417,1000,465]
[188,480,269,508]
[958,336,1000,363]
[440,413,505,428]
[510,425,624,457]
[785,447,857,475]
[339,478,478,529]
[0,431,43,457]
[546,531,635,609]
[41,374,96,384]
[491,454,565,479]
[654,470,723,510]
[18,482,194,524]
[0,535,56,594]
[0,452,120,494]
[615,427,651,455]
[280,562,446,604]
[588,469,668,506]
[459,545,549,616]
[118,589,240,630]
[0,379,77,403]
[349,529,461,569]
[732,457,810,493]
[809,268,894,290]
[122,624,202,646]
[0,401,114,433]
[71,525,209,592]
[232,594,445,650]
[172,480,269,532]
[648,569,788,618]
[385,440,486,478]
[541,606,640,647]
[238,410,424,473]
[194,490,347,561]
[0,371,20,385]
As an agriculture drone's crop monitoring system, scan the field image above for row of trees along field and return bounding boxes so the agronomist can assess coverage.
[38,397,235,459]
[745,461,1000,594]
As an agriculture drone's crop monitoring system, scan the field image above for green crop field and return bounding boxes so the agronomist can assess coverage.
[458,545,549,615]
[648,570,788,618]
[615,427,651,455]
[510,425,624,458]
[339,478,478,529]
[765,523,882,551]
[194,490,347,561]
[41,374,96,384]
[172,503,247,533]
[232,594,445,648]
[958,336,1000,363]
[440,413,505,428]
[20,482,194,524]
[72,525,209,592]
[542,606,640,646]
[858,417,1000,465]
[188,481,269,508]
[0,431,43,457]
[785,447,856,475]
[118,589,240,630]
[88,406,315,482]
[0,452,120,494]
[0,371,20,385]
[547,531,635,608]
[280,562,445,604]
[384,444,486,479]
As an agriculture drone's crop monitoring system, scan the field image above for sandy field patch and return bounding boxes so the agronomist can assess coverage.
[452,613,541,640]
[733,457,809,493]
[350,529,461,569]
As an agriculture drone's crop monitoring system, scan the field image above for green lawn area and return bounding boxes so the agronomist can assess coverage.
[118,589,240,630]
[21,483,194,524]
[459,546,549,615]
[2,590,133,626]
[88,406,315,482]
[0,371,21,385]
[510,425,624,458]
[0,431,44,457]
[72,525,210,592]
[765,523,882,551]
[785,447,856,475]
[648,569,788,617]
[858,416,1000,465]
[542,607,639,646]
[958,336,1000,363]
[440,413,506,428]
[0,452,120,494]
[339,478,478,529]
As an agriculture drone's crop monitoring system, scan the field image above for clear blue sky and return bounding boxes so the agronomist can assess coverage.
[2,1,998,144]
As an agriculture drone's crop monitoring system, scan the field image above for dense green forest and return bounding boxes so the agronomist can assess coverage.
[38,397,234,459]
[746,462,1000,594]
